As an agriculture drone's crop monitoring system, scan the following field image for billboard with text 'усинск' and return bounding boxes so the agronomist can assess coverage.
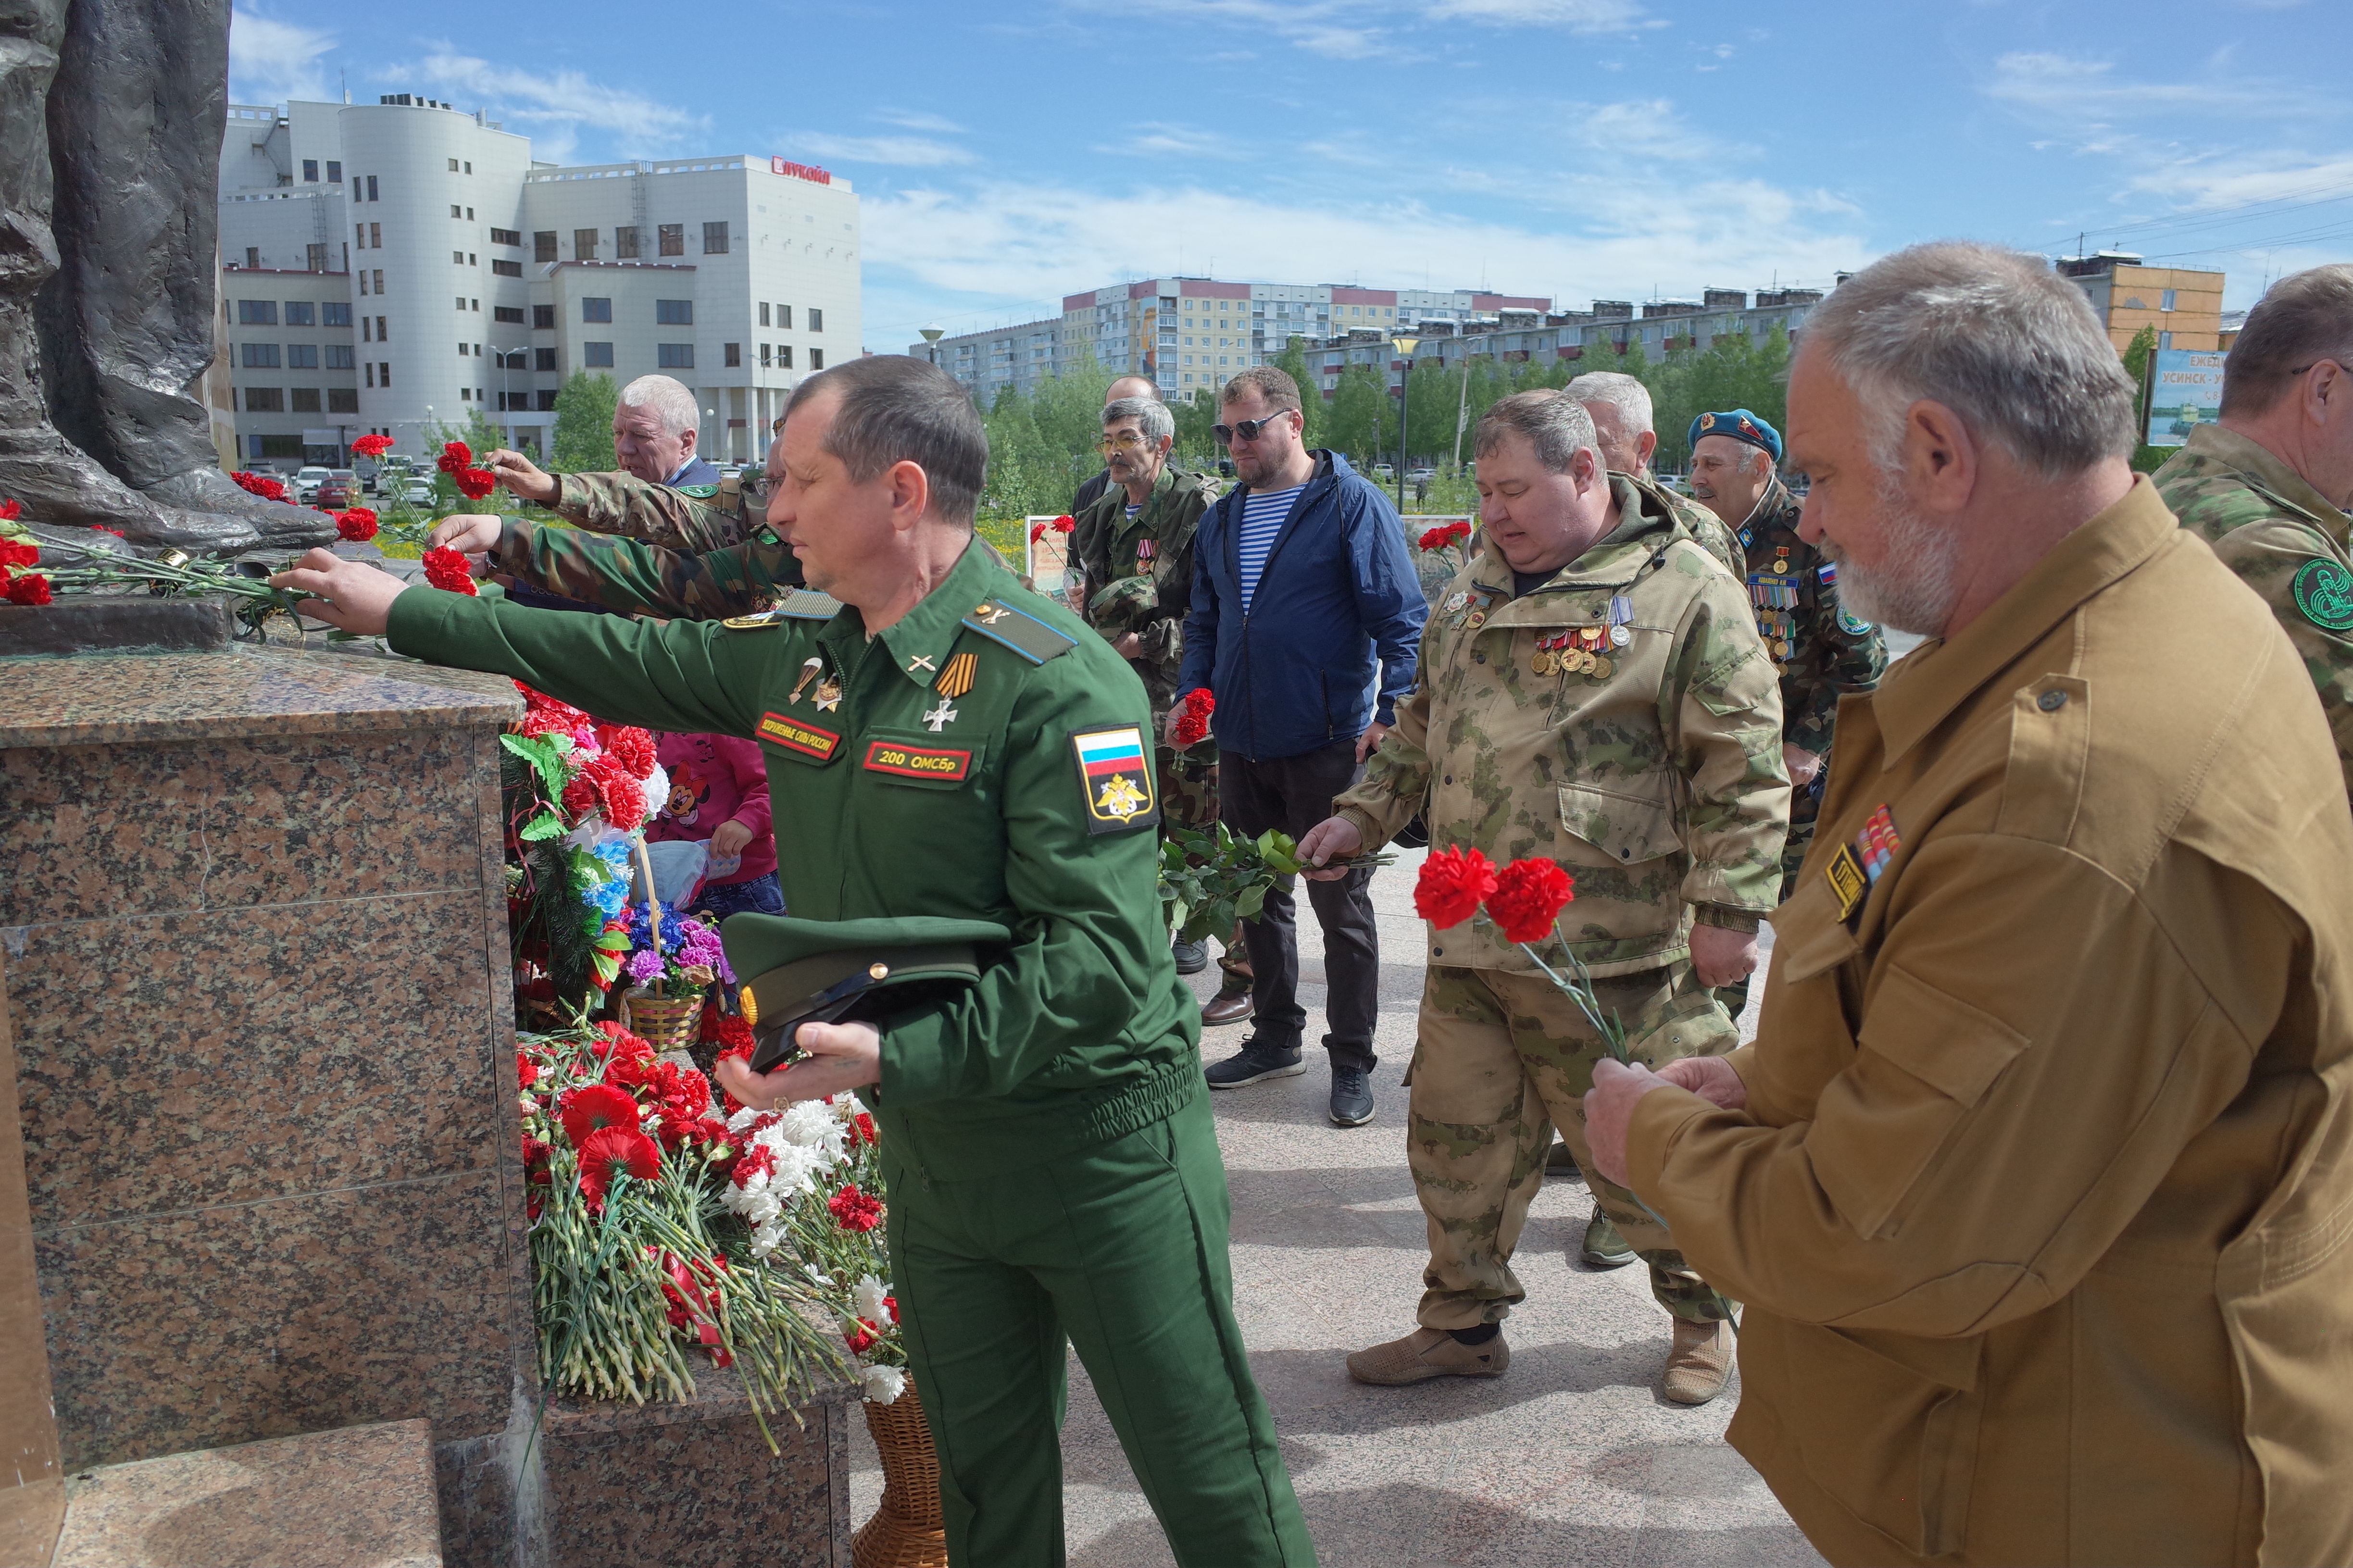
[2148,349,2226,448]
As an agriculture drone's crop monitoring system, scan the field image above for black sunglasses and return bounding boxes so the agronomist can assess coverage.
[1212,412,1295,446]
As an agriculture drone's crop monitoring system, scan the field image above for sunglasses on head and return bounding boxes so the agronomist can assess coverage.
[1212,412,1294,446]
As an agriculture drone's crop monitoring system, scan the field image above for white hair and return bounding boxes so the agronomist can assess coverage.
[1565,371,1653,436]
[617,374,701,438]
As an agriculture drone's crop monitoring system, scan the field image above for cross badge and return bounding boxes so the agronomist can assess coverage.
[907,655,937,674]
[922,697,959,733]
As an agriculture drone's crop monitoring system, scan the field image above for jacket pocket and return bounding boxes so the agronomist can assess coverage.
[1556,781,1680,867]
[1757,1315,1984,1559]
[1810,961,2032,1240]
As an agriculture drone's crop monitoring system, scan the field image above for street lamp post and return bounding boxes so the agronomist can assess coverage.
[1390,335,1420,511]
[919,324,944,366]
[705,407,718,467]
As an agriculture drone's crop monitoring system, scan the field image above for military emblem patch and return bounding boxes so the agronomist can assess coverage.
[1838,609,1875,636]
[1069,724,1160,834]
[1823,844,1868,924]
[862,739,972,781]
[757,711,841,761]
[2292,558,2353,632]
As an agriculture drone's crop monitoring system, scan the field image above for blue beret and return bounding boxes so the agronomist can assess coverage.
[1688,408,1782,464]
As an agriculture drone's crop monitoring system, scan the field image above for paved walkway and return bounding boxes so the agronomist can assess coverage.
[852,848,1823,1566]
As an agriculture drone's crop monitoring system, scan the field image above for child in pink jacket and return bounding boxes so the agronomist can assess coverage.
[644,733,781,919]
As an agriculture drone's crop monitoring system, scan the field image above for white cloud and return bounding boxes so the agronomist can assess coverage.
[1100,123,1229,157]
[858,178,1865,324]
[228,8,336,106]
[414,50,706,162]
[1423,0,1651,30]
[1564,98,1749,162]
[786,132,976,167]
[1986,51,2319,122]
[870,109,966,134]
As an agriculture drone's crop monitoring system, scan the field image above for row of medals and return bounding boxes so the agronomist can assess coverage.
[1533,621,1630,680]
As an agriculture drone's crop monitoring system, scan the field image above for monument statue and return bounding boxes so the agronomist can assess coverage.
[0,0,332,550]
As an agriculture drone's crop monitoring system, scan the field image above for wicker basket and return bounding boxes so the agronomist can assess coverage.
[622,989,702,1055]
[853,1377,946,1568]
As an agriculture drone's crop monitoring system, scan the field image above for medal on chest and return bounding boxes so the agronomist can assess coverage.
[1823,803,1902,926]
[1134,537,1155,565]
[1748,573,1798,662]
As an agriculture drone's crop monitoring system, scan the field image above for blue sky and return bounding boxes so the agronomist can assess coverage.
[229,0,2353,354]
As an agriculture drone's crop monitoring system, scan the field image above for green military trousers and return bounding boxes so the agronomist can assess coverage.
[879,1090,1316,1568]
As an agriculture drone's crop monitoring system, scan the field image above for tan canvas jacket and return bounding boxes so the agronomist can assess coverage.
[1334,473,1789,978]
[1624,478,2353,1566]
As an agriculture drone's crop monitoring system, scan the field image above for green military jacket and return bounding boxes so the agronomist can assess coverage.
[2157,423,2353,798]
[551,469,750,553]
[388,541,1202,1173]
[1734,479,1886,756]
[1069,464,1216,718]
[1333,473,1790,979]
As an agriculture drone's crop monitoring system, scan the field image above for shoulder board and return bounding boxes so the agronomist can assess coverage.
[962,598,1079,664]
[676,483,720,499]
[772,588,842,620]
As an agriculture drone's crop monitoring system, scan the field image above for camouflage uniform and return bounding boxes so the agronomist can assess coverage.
[486,513,802,621]
[1331,474,1790,1328]
[545,468,752,553]
[1072,465,1248,989]
[1735,478,1886,891]
[2157,423,2353,799]
[1627,470,1741,581]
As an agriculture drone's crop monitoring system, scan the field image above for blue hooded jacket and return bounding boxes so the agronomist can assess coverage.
[1176,449,1426,763]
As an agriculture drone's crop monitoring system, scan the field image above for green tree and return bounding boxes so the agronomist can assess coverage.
[549,370,619,473]
[1325,363,1396,470]
[2118,324,2171,472]
[1172,394,1220,471]
[1029,351,1113,464]
[1269,335,1324,448]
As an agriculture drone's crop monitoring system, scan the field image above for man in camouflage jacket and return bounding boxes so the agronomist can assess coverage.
[1070,397,1252,1015]
[1690,409,1886,900]
[1298,392,1788,1406]
[2155,264,2353,798]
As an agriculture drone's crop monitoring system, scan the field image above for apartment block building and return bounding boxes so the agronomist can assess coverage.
[913,277,1550,404]
[217,98,860,466]
[2056,251,2227,353]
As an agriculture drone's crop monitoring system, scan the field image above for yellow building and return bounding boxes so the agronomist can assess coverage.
[2057,251,2226,352]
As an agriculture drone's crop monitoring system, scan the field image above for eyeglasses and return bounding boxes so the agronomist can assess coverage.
[1213,412,1295,446]
[1096,432,1151,453]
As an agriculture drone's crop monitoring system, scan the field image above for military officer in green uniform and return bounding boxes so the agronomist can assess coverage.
[1070,395,1254,1020]
[2154,264,2353,799]
[278,356,1316,1568]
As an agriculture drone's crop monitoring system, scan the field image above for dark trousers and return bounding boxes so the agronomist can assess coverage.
[1220,739,1379,1070]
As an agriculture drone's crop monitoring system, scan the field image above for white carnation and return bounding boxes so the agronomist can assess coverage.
[853,1275,892,1324]
[775,1100,844,1156]
[860,1363,906,1404]
[749,1217,788,1258]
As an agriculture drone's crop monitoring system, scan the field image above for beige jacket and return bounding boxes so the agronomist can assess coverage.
[1626,478,2353,1566]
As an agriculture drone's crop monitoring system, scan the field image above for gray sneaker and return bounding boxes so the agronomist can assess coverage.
[1172,936,1209,974]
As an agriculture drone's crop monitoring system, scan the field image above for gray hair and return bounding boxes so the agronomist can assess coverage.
[617,374,700,438]
[785,356,987,527]
[2222,264,2353,418]
[1103,396,1174,444]
[1473,389,1600,473]
[1803,241,2137,477]
[1565,371,1653,436]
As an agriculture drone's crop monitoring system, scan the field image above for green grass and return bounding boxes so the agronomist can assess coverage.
[976,515,1026,561]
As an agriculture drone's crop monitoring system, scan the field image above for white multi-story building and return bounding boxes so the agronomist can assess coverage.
[218,97,860,467]
[912,277,1551,404]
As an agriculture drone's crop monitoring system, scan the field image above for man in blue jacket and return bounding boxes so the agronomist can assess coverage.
[1170,366,1425,1126]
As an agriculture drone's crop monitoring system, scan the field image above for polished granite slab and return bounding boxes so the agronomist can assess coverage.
[53,1417,442,1568]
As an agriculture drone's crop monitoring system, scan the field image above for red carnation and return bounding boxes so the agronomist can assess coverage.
[560,1082,643,1148]
[844,1319,879,1355]
[6,573,51,606]
[437,440,472,474]
[0,498,18,520]
[231,470,288,501]
[1486,857,1575,946]
[883,1294,898,1324]
[1172,687,1214,749]
[576,1125,661,1208]
[335,508,379,542]
[422,546,478,595]
[1417,526,1448,551]
[1028,522,1046,544]
[1414,845,1498,930]
[352,433,393,458]
[828,1182,883,1232]
[455,467,498,500]
[516,1051,539,1092]
[95,525,125,537]
[847,1110,876,1148]
[1051,514,1075,534]
[592,1020,655,1064]
[0,538,39,570]
[595,723,657,779]
[732,1143,776,1189]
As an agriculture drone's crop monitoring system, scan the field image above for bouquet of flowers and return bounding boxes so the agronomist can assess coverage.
[1159,822,1395,944]
[1414,846,1622,1054]
[1416,518,1474,573]
[710,1031,909,1403]
[518,1020,846,1440]
[0,495,325,634]
[1172,686,1214,752]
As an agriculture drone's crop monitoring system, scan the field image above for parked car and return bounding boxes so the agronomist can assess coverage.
[1371,462,1395,479]
[1406,467,1435,483]
[292,465,331,503]
[400,478,433,505]
[315,473,356,509]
